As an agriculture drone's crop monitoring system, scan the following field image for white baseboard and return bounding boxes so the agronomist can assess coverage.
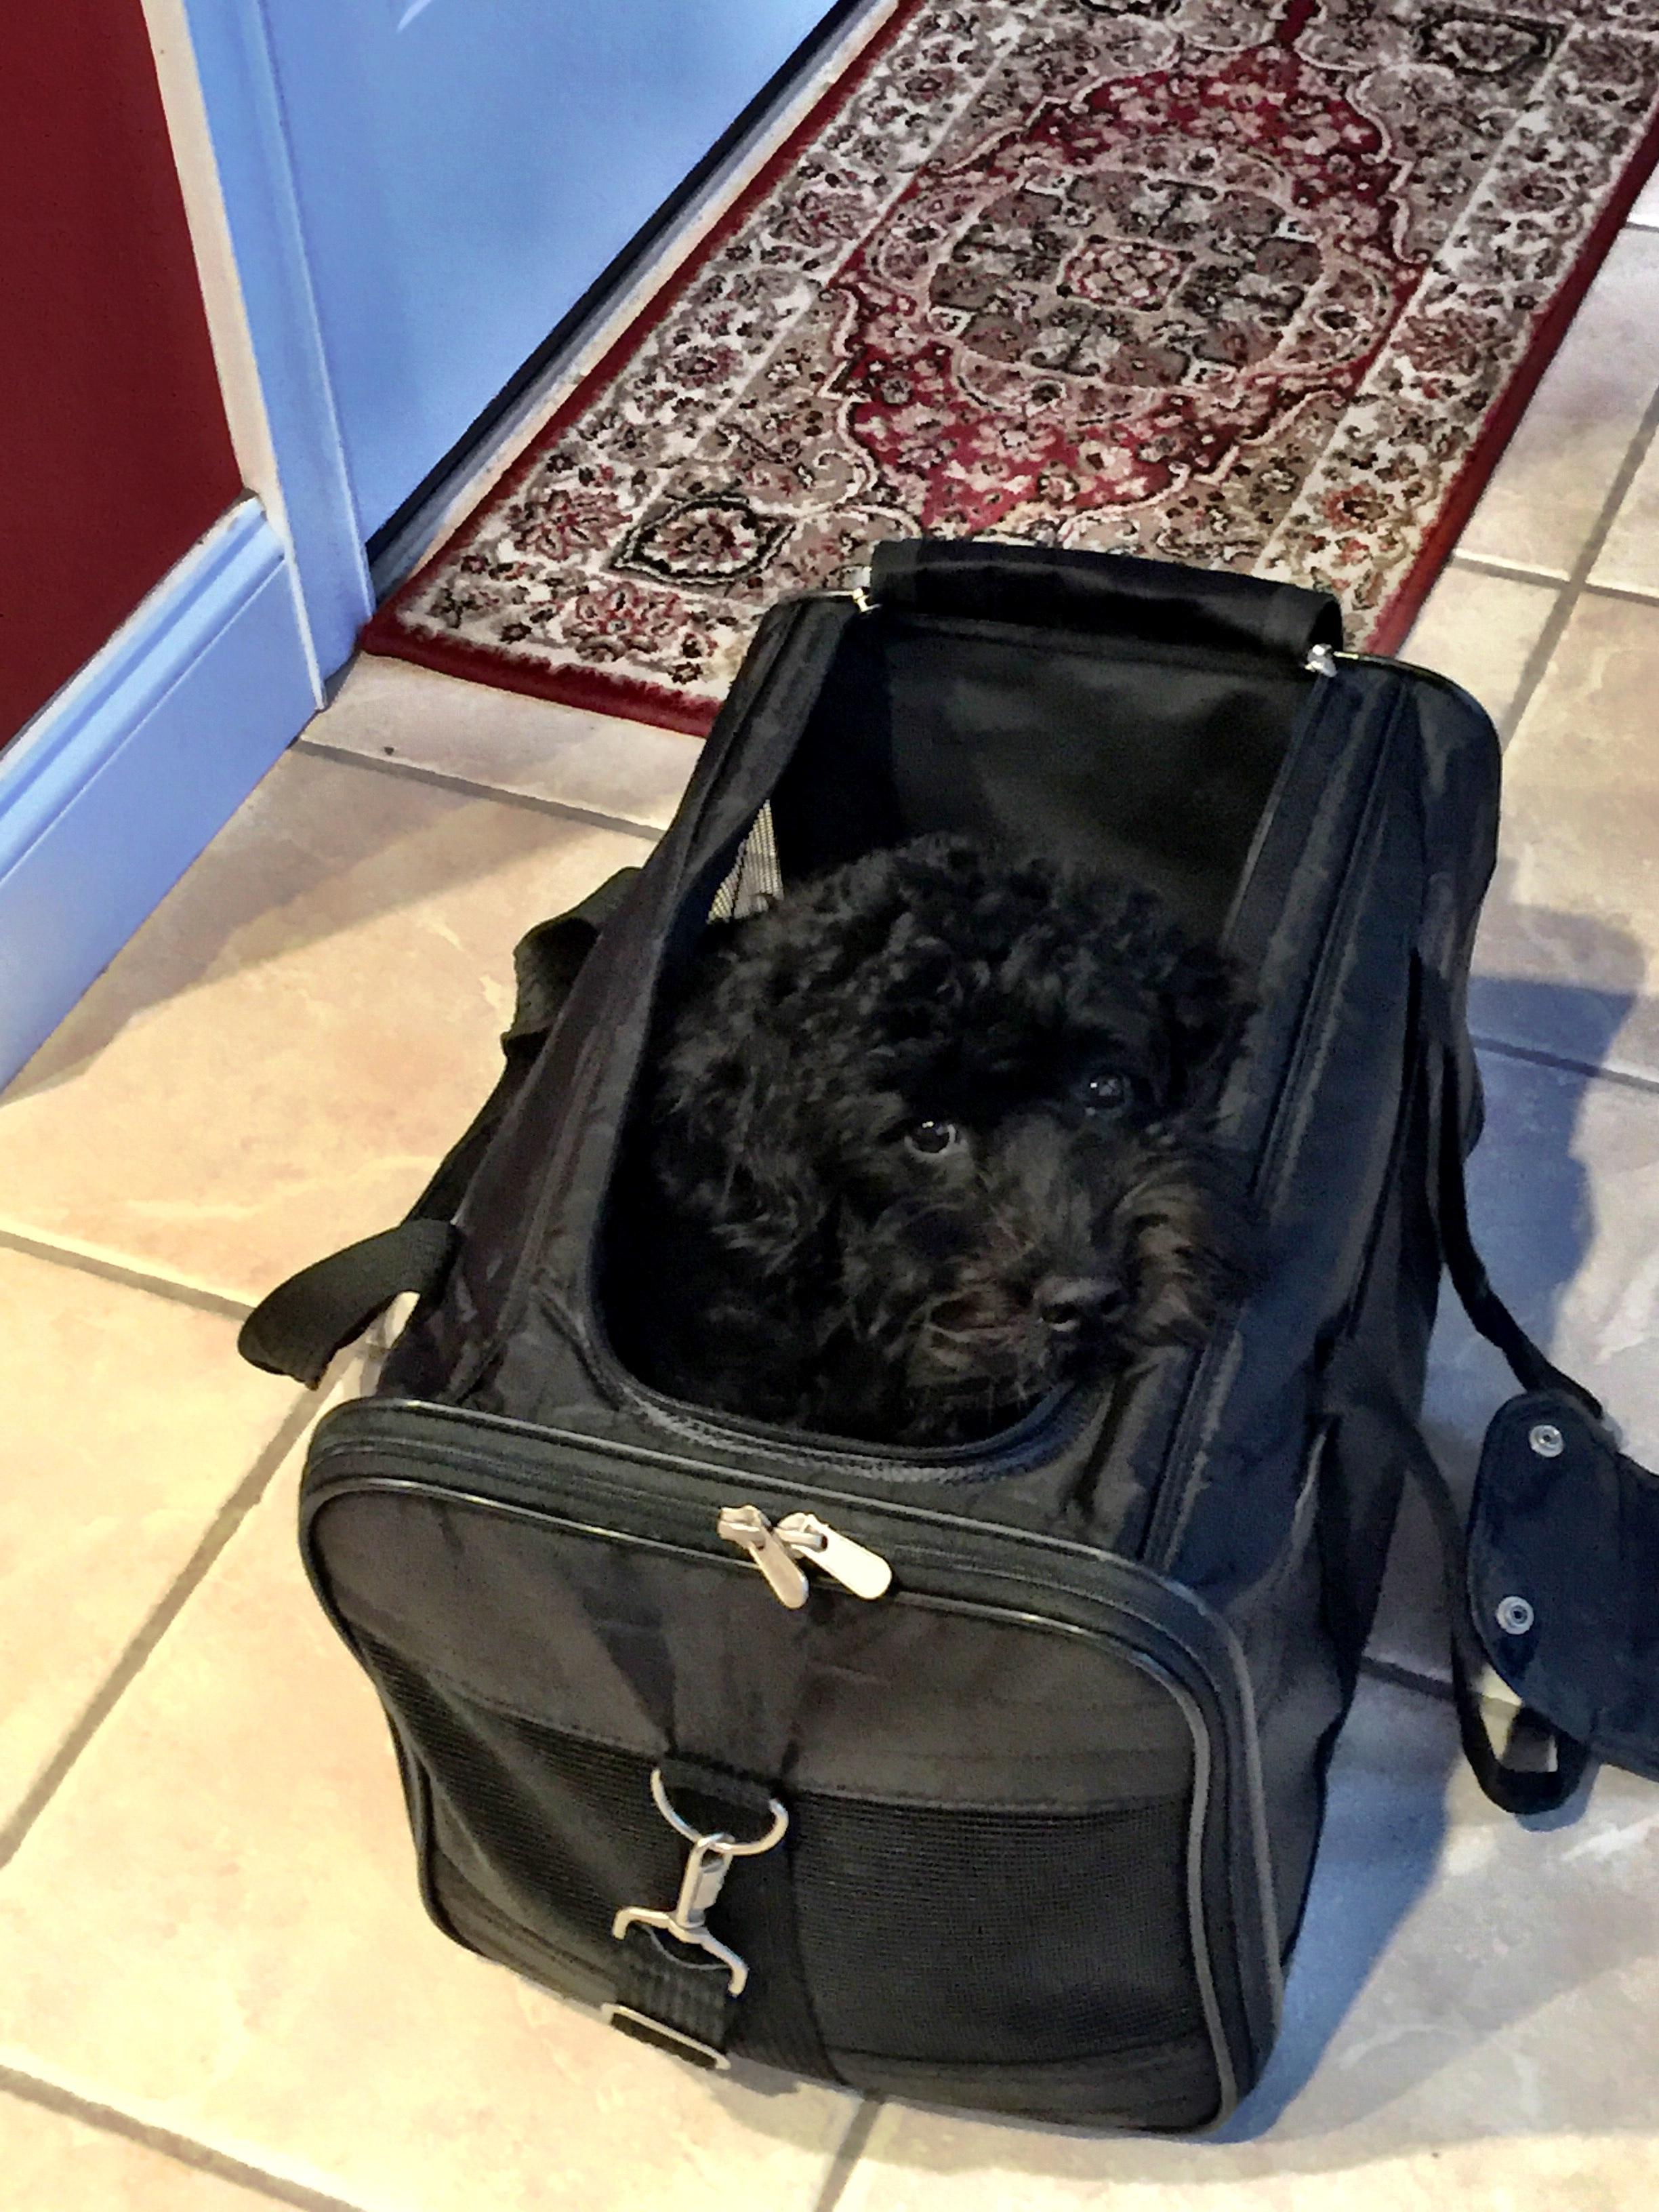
[0,499,319,1085]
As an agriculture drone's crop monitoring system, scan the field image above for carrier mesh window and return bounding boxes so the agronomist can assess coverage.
[709,802,783,920]
[792,1791,1200,2064]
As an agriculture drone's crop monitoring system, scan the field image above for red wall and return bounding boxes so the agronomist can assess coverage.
[1,7,243,745]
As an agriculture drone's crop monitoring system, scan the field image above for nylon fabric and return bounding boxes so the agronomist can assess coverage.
[867,539,1342,662]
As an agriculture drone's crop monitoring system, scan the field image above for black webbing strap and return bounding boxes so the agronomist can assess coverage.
[606,1756,829,2075]
[609,1927,737,2068]
[237,867,642,1385]
[235,1219,463,1391]
[1425,971,1601,1421]
[1392,963,1593,1811]
[1332,1336,1591,1816]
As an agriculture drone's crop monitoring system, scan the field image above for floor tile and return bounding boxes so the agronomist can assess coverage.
[1454,228,1659,581]
[0,749,651,1304]
[839,1675,1659,2209]
[0,1458,855,2212]
[313,656,699,831]
[1398,565,1558,735]
[0,2090,287,2212]
[1467,592,1659,1081]
[0,1246,299,1839]
[1369,1048,1659,1684]
[1589,430,1659,598]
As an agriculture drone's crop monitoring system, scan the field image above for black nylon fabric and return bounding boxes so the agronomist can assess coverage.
[249,539,1627,2131]
[1469,1395,1659,1786]
[867,539,1343,662]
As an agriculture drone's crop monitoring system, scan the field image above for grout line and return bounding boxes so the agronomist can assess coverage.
[1446,550,1570,588]
[0,1387,321,1874]
[291,737,665,843]
[0,2070,373,2212]
[1576,576,1659,612]
[0,1224,253,1319]
[1471,1033,1659,1099]
[1359,1656,1455,1707]
[1498,374,1659,745]
[811,2097,886,2212]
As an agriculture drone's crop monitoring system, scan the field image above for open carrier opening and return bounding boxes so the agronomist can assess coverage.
[605,543,1334,1458]
[711,562,1323,940]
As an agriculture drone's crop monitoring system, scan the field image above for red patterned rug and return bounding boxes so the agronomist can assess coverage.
[365,0,1659,735]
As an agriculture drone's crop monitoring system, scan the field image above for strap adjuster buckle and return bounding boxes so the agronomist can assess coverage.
[598,2002,731,2071]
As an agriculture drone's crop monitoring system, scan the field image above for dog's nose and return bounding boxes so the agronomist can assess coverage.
[1036,1277,1110,1333]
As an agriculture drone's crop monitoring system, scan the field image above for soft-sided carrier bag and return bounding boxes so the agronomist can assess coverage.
[241,541,1657,2131]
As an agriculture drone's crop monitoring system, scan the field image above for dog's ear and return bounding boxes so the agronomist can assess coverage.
[1160,943,1251,1113]
[651,992,832,1278]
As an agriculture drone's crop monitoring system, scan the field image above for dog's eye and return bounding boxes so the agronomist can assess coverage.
[904,1118,964,1157]
[1078,1070,1134,1115]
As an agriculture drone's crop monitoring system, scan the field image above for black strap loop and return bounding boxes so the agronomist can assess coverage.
[1419,960,1601,1417]
[1326,955,1599,1814]
[1391,1380,1590,1817]
[237,1219,461,1388]
[237,867,642,1385]
[1327,1336,1590,1816]
[610,1926,737,2064]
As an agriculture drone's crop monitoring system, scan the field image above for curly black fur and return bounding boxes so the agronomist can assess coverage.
[610,834,1252,1446]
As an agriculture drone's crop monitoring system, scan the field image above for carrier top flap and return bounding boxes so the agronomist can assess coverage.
[868,539,1343,667]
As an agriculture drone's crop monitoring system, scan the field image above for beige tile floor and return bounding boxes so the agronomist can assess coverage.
[3,176,1658,2212]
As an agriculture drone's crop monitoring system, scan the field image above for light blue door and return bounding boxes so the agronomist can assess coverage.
[261,1,836,538]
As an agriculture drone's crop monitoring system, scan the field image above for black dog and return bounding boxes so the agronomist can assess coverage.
[613,834,1250,1446]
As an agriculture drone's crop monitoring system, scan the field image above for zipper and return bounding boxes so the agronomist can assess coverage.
[716,1503,893,1605]
[302,1399,1257,1733]
[1139,674,1405,1572]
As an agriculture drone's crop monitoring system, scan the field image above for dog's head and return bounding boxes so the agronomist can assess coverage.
[648,834,1251,1442]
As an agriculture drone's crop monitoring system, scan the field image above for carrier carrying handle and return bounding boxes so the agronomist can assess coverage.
[237,867,642,1387]
[866,539,1343,665]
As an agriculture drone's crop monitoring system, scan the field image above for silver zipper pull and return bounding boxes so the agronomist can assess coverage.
[1305,642,1337,677]
[716,1505,809,1608]
[775,1513,893,1600]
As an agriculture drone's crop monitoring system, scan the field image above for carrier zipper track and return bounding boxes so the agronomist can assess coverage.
[306,1397,1258,1704]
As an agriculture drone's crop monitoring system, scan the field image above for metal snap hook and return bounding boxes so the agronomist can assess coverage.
[611,1770,789,1996]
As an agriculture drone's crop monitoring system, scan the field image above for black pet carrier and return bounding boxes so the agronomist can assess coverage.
[242,540,1659,2131]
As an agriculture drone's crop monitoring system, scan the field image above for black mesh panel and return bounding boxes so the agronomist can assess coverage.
[792,1793,1199,2064]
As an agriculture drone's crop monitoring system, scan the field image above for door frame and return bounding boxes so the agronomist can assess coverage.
[173,0,375,683]
[0,0,897,1084]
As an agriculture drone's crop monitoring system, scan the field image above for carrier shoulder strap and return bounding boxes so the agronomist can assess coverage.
[237,867,642,1387]
[1413,963,1596,1814]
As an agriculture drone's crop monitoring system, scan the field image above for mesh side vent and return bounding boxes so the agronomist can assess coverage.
[710,803,782,920]
[792,1792,1201,2064]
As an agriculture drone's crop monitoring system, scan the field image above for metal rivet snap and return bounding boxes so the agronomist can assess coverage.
[1528,1422,1564,1459]
[1496,1595,1536,1637]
